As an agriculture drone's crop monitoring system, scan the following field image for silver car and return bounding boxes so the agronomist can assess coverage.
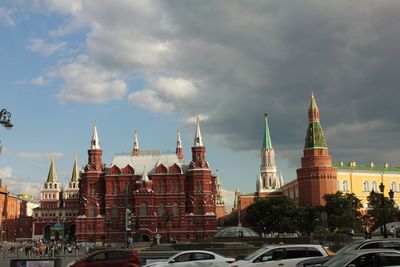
[321,249,400,267]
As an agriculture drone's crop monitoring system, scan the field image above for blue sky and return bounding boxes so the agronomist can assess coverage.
[2,1,400,209]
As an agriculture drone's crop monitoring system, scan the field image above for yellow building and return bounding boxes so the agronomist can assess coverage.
[336,161,400,209]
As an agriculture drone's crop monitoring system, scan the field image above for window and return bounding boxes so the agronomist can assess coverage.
[392,182,397,192]
[307,248,323,257]
[285,248,307,259]
[343,180,349,192]
[111,205,118,218]
[91,252,107,260]
[191,253,214,261]
[161,182,166,193]
[195,182,199,192]
[173,253,191,263]
[372,181,378,192]
[379,252,400,265]
[140,203,148,216]
[107,251,131,260]
[195,203,204,215]
[363,181,370,192]
[337,180,341,191]
[175,182,179,193]
[158,203,166,216]
[111,183,115,194]
[88,206,95,217]
[172,203,179,216]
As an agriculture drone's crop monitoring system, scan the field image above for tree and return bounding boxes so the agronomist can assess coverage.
[245,196,298,234]
[367,190,399,231]
[323,192,362,232]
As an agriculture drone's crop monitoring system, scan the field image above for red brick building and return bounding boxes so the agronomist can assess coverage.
[75,118,224,244]
[296,93,337,206]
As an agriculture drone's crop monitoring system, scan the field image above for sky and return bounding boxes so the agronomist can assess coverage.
[1,1,400,208]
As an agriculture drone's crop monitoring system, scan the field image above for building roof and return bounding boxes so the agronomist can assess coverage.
[111,153,184,175]
[47,156,58,183]
[262,113,273,150]
[335,162,400,173]
[305,94,327,150]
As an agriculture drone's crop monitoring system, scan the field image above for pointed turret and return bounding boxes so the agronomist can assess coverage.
[133,130,139,156]
[140,167,150,183]
[297,92,337,206]
[176,129,184,161]
[263,113,273,150]
[47,154,58,183]
[305,92,327,149]
[71,153,79,182]
[194,116,204,147]
[259,113,278,192]
[91,122,101,149]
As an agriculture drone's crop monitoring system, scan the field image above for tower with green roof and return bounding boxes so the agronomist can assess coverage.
[296,93,337,206]
[40,155,61,208]
[257,113,281,195]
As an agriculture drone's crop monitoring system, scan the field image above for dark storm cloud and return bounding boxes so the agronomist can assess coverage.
[56,0,400,167]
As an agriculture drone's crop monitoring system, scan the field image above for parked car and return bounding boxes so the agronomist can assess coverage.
[66,249,140,267]
[143,250,236,267]
[321,249,400,267]
[296,238,400,267]
[229,244,331,267]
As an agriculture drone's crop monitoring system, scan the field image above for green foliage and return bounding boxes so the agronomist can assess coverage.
[323,192,362,232]
[367,191,399,231]
[245,196,298,234]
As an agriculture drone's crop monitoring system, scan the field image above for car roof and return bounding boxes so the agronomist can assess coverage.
[175,250,216,254]
[345,249,400,255]
[263,244,323,248]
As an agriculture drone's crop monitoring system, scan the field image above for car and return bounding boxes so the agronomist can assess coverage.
[143,250,236,267]
[321,249,400,267]
[66,249,140,267]
[229,244,331,267]
[296,238,400,267]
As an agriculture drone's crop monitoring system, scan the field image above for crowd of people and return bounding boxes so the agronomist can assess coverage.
[0,240,79,258]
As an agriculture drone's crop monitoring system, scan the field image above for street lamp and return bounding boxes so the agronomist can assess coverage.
[379,183,395,238]
[0,109,13,129]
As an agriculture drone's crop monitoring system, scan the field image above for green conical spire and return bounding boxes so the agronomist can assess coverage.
[304,93,327,150]
[262,113,273,150]
[309,92,318,110]
[71,153,79,182]
[47,154,58,183]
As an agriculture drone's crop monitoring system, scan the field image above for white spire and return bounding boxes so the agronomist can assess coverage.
[280,172,285,187]
[141,167,150,183]
[134,130,139,150]
[91,122,100,149]
[256,174,262,192]
[194,116,204,147]
[177,129,182,149]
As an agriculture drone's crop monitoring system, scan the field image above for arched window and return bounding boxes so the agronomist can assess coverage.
[172,203,179,216]
[343,180,349,192]
[195,181,199,192]
[158,203,166,216]
[337,180,341,191]
[391,182,397,192]
[161,182,166,193]
[175,182,179,193]
[140,203,148,216]
[372,181,378,192]
[363,181,370,192]
[88,206,95,217]
[195,203,204,215]
[111,183,115,194]
[111,205,118,218]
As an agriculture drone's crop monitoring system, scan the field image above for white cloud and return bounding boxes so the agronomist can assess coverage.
[27,38,66,56]
[128,89,174,113]
[0,8,15,27]
[153,77,197,99]
[2,177,41,197]
[55,56,128,103]
[31,76,46,86]
[222,189,235,212]
[16,152,64,159]
[0,167,12,178]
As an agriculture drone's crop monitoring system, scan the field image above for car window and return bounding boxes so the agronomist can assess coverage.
[378,252,400,266]
[108,251,131,260]
[381,242,400,250]
[308,247,324,257]
[360,242,380,249]
[285,247,308,259]
[256,249,284,262]
[91,252,107,260]
[191,253,214,261]
[174,253,191,262]
[349,253,377,267]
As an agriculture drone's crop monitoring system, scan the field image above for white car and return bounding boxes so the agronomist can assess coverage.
[230,244,330,267]
[143,250,236,267]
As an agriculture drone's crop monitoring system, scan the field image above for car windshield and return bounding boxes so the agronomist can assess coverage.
[243,246,272,261]
[334,241,363,255]
[321,252,355,267]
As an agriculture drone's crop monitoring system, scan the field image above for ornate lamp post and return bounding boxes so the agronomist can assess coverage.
[379,183,395,238]
[0,109,13,129]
